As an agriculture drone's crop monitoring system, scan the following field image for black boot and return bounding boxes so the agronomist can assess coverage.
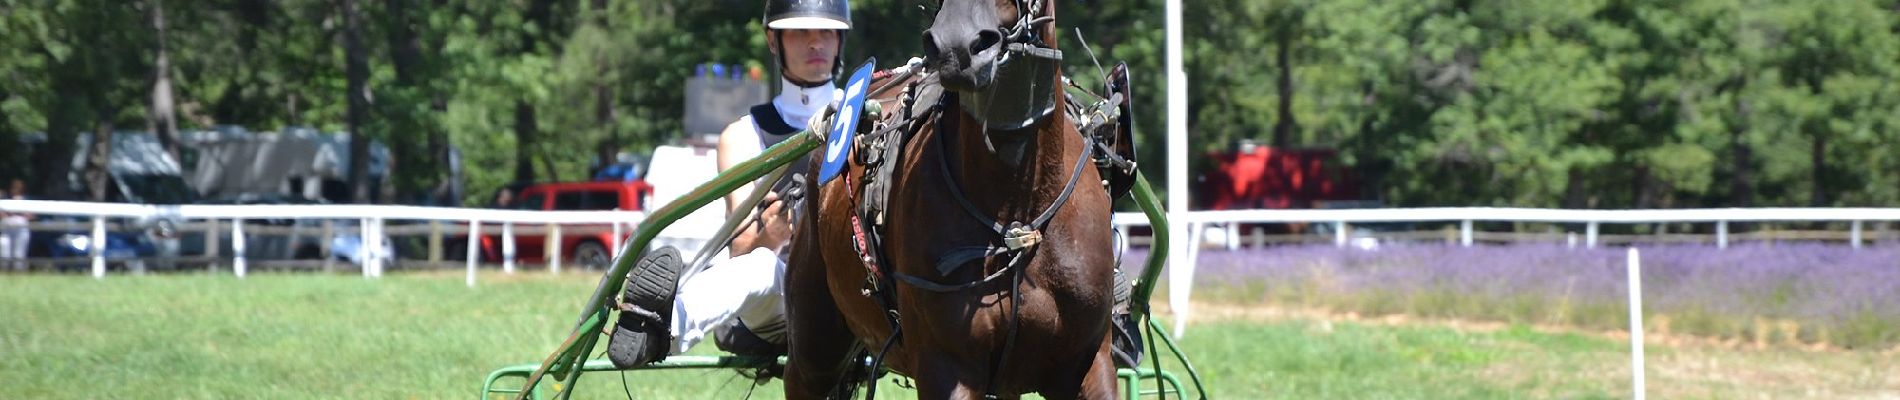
[608,246,684,368]
[1109,267,1145,368]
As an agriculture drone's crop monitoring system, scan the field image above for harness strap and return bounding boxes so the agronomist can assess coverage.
[929,102,1098,247]
[935,246,1005,276]
[840,99,910,400]
[862,325,903,400]
[932,112,1007,237]
[987,250,1030,397]
[898,249,1014,293]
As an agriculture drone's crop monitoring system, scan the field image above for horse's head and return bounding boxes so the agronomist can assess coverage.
[925,0,1062,132]
[924,0,1014,91]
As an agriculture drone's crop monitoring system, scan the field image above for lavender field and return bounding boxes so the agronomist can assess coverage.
[1130,243,1900,350]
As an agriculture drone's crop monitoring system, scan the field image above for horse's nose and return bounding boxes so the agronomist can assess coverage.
[969,29,1003,55]
[923,27,1003,70]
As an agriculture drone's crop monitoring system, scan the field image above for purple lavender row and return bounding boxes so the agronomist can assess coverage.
[1125,243,1900,349]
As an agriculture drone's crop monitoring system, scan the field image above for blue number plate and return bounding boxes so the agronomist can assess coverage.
[818,59,877,184]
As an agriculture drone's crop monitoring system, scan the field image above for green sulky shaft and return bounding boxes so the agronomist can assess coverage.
[515,131,820,400]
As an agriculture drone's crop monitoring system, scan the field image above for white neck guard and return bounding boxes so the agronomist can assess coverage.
[771,77,838,131]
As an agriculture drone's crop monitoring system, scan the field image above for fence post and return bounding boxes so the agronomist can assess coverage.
[502,221,516,274]
[206,219,221,271]
[1587,221,1600,249]
[548,223,562,275]
[1172,222,1204,338]
[1627,247,1647,400]
[428,220,444,264]
[321,219,336,272]
[466,219,481,288]
[1333,220,1347,248]
[233,219,247,278]
[1225,223,1239,250]
[359,218,372,278]
[611,221,623,259]
[91,217,106,279]
[1716,220,1728,249]
[369,217,385,278]
[1851,220,1863,250]
[1461,219,1474,247]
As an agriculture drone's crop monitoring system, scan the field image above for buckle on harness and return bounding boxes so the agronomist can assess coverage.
[1003,226,1043,250]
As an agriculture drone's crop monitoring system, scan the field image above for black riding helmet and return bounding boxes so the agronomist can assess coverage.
[763,0,850,87]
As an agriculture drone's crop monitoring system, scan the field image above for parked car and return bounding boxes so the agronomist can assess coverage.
[28,215,162,271]
[477,181,653,268]
[184,194,396,266]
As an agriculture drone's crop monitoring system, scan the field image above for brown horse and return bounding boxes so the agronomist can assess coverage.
[782,0,1121,398]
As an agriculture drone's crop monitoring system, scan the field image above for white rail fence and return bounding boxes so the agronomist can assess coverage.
[8,201,1896,394]
[8,200,1899,283]
[1112,207,1900,249]
[0,200,654,286]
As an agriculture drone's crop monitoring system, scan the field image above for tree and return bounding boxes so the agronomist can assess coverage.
[9,1,150,200]
[148,0,180,160]
[343,0,373,203]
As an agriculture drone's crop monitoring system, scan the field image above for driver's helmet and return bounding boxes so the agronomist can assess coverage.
[764,0,851,30]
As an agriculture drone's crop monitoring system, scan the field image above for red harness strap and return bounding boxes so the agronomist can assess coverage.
[844,173,883,287]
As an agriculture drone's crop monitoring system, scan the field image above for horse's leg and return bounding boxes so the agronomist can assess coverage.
[913,357,987,400]
[781,264,856,398]
[1040,339,1120,400]
[782,219,857,399]
[1073,348,1121,400]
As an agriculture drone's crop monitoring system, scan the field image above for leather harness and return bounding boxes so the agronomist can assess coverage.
[830,61,1134,399]
[824,2,1138,396]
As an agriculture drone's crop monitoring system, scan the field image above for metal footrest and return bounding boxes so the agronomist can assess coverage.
[484,355,1190,400]
[482,355,781,399]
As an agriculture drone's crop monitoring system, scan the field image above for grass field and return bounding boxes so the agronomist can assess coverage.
[2,271,1893,399]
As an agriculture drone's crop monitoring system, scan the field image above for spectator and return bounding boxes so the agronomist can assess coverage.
[492,188,515,209]
[2,179,30,271]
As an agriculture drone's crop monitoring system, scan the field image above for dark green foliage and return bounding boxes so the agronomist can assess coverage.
[2,0,1898,207]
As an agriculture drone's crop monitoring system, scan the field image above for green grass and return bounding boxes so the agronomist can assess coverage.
[2,272,1892,399]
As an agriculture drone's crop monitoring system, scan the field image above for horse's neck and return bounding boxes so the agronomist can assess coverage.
[944,104,1072,201]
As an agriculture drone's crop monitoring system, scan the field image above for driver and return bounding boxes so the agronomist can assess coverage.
[608,0,850,368]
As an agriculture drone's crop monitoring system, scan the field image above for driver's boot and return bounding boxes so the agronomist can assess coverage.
[1109,266,1145,368]
[608,246,684,368]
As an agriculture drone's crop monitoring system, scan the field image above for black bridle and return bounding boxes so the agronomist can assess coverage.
[956,0,1065,130]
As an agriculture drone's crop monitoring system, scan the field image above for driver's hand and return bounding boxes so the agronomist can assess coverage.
[756,192,794,250]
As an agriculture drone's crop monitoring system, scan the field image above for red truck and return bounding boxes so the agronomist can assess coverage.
[1198,145,1361,211]
[480,181,654,268]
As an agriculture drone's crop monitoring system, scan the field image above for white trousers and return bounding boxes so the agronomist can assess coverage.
[669,247,786,355]
[0,227,25,269]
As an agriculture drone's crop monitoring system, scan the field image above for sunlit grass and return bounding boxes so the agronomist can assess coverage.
[2,271,1892,399]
